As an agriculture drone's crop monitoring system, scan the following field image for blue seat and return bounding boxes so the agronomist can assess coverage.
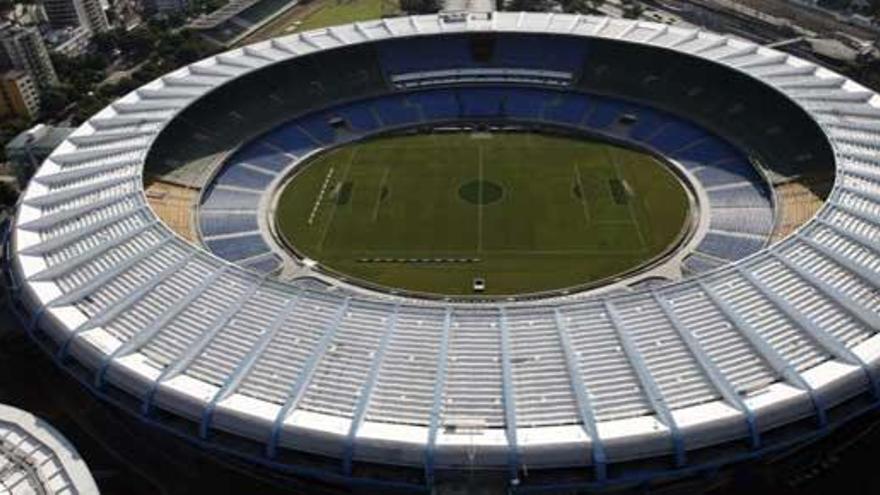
[504,88,549,121]
[647,121,708,153]
[232,143,290,172]
[205,234,271,261]
[494,35,586,73]
[242,253,282,274]
[379,37,472,74]
[335,102,380,132]
[300,115,337,145]
[459,88,505,118]
[710,207,774,236]
[216,164,276,190]
[409,90,459,121]
[683,253,727,274]
[543,93,591,125]
[673,139,738,164]
[713,158,755,176]
[200,212,260,237]
[583,99,621,129]
[697,232,765,260]
[373,96,421,127]
[707,185,772,209]
[693,167,750,188]
[264,125,320,158]
[628,109,668,142]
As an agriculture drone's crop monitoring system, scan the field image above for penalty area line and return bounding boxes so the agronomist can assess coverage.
[607,148,648,253]
[307,166,335,226]
[316,149,357,253]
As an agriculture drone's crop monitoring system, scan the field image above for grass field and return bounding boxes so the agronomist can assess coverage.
[275,132,691,296]
[238,0,398,46]
[298,0,394,31]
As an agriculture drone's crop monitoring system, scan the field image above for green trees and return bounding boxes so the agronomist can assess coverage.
[0,180,19,208]
[400,0,440,14]
[508,0,552,11]
[51,22,218,124]
[557,0,605,14]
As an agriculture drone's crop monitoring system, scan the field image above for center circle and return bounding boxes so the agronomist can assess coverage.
[459,180,504,205]
[274,130,693,297]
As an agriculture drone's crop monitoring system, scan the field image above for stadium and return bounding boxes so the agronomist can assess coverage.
[3,10,880,493]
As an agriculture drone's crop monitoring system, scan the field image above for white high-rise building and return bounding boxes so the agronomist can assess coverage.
[0,22,59,88]
[42,0,110,33]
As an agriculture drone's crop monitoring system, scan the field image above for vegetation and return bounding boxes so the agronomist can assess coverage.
[0,118,32,163]
[0,181,18,208]
[399,0,439,14]
[276,131,691,296]
[622,0,644,19]
[189,0,228,15]
[51,19,218,124]
[297,0,398,31]
[508,0,606,13]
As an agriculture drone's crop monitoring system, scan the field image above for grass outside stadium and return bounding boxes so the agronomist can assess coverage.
[274,130,694,296]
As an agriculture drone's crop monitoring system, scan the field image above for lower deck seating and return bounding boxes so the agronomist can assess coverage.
[697,232,766,261]
[197,84,776,277]
[200,212,260,236]
[205,233,271,262]
[201,187,261,211]
[215,165,276,190]
[683,253,728,275]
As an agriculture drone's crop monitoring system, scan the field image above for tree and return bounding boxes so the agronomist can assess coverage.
[118,27,154,60]
[559,0,604,14]
[622,0,644,19]
[869,0,880,18]
[0,117,31,163]
[400,0,440,14]
[40,86,70,116]
[0,181,19,208]
[508,0,551,11]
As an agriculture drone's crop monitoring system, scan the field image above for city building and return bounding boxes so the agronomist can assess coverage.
[0,22,59,88]
[0,70,39,118]
[4,124,73,185]
[5,13,880,494]
[108,0,142,30]
[42,0,110,33]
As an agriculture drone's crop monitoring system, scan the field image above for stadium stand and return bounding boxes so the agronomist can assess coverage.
[0,404,98,494]
[145,180,199,243]
[772,174,833,242]
[199,85,772,271]
[9,14,879,495]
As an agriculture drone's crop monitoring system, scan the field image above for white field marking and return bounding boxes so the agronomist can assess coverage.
[307,166,335,225]
[607,148,648,251]
[343,248,649,256]
[316,149,357,252]
[572,162,591,226]
[372,166,391,222]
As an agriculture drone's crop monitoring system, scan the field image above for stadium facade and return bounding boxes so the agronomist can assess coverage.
[3,11,880,493]
[0,403,98,494]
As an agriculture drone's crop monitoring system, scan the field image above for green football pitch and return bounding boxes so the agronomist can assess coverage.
[274,131,692,296]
